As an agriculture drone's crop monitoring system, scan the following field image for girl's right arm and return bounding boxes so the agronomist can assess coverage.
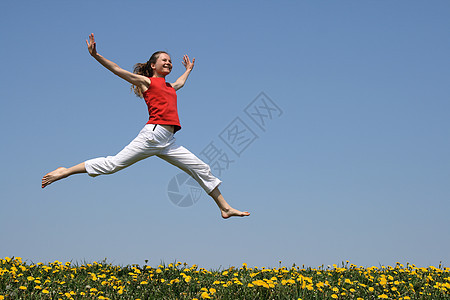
[86,33,150,90]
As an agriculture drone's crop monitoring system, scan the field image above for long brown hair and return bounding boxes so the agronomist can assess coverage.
[132,51,169,98]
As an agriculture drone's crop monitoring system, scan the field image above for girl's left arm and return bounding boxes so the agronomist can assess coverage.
[171,55,195,91]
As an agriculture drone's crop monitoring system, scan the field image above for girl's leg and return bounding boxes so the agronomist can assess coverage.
[158,144,250,219]
[209,187,250,219]
[41,162,86,188]
[42,124,157,188]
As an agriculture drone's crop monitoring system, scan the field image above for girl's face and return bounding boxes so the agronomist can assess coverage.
[151,53,172,77]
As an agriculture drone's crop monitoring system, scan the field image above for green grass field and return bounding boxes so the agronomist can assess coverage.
[1,257,449,299]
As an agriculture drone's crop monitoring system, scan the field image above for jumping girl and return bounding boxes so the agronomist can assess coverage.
[42,33,250,219]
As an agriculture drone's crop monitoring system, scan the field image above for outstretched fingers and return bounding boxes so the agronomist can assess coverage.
[182,54,195,70]
[86,33,97,56]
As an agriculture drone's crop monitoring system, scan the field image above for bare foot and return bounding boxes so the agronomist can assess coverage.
[221,208,251,219]
[42,167,68,188]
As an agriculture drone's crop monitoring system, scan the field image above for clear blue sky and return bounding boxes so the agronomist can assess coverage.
[1,0,449,269]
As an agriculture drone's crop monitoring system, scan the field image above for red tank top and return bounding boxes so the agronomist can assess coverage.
[143,77,181,132]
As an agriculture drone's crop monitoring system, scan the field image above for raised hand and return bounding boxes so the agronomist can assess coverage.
[86,33,97,56]
[182,54,195,71]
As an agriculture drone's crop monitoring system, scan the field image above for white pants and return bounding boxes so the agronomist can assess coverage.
[84,124,222,194]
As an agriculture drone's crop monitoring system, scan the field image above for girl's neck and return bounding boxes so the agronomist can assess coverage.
[152,72,166,78]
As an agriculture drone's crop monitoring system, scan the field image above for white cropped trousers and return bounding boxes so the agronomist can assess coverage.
[84,124,221,194]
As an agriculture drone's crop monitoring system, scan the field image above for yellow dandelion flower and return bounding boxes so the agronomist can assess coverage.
[378,295,388,299]
[27,276,35,281]
[369,287,375,292]
[0,296,4,300]
[35,285,42,290]
[19,286,27,290]
[42,290,50,294]
[331,294,338,299]
[201,292,211,299]
[140,281,148,285]
[185,276,191,283]
[248,283,254,287]
[209,288,216,294]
